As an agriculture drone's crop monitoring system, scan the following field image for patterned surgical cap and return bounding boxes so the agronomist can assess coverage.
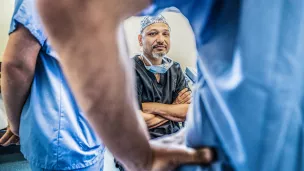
[139,15,171,34]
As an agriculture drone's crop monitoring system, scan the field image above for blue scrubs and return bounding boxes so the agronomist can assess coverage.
[9,0,105,170]
[143,0,304,171]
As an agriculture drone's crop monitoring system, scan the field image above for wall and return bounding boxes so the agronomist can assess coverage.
[0,1,14,62]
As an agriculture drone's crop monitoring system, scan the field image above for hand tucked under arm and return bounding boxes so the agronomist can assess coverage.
[142,103,189,122]
[141,111,169,129]
[173,88,192,105]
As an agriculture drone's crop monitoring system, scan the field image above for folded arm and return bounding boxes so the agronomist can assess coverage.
[142,103,189,122]
[141,111,169,129]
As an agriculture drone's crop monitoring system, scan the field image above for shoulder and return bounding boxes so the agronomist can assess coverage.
[132,55,144,75]
[131,55,139,60]
[132,55,140,63]
[9,0,46,45]
[170,61,183,72]
[173,61,182,67]
[168,60,185,80]
[132,55,145,69]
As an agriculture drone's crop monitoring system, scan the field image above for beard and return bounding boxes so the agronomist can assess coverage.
[152,52,166,59]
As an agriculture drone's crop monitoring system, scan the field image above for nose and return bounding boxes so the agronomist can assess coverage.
[156,34,165,44]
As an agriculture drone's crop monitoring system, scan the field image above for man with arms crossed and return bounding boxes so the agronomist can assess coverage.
[135,15,191,139]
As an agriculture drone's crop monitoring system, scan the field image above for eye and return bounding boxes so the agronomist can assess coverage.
[148,32,157,36]
[163,32,170,37]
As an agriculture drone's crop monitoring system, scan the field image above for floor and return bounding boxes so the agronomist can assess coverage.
[0,152,30,171]
[0,146,119,171]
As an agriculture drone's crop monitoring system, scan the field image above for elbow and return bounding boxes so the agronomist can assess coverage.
[3,58,22,70]
[178,113,187,122]
[2,59,35,80]
[2,60,20,76]
[180,115,187,122]
[177,104,189,122]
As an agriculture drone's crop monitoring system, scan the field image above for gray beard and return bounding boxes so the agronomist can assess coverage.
[152,52,166,59]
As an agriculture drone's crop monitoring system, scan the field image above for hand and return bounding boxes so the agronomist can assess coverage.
[173,88,192,105]
[10,124,19,136]
[148,129,215,171]
[0,126,20,147]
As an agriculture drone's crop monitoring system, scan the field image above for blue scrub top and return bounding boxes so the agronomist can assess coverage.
[9,0,105,170]
[144,0,304,171]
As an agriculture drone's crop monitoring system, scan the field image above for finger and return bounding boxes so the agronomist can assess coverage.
[2,135,19,147]
[178,88,188,96]
[179,91,191,101]
[174,97,182,105]
[184,98,191,104]
[176,89,188,99]
[2,135,17,147]
[162,146,214,167]
[172,98,179,104]
[180,94,192,104]
[0,130,13,145]
[193,148,214,165]
[180,91,191,99]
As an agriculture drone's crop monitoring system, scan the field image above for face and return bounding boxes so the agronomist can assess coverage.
[138,23,171,59]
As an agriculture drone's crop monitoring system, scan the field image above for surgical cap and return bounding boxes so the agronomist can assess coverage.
[139,15,171,34]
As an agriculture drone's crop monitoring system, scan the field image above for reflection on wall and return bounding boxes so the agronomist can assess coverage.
[123,11,197,70]
[0,1,14,62]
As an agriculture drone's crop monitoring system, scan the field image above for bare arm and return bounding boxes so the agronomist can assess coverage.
[141,111,169,129]
[142,103,189,122]
[37,1,153,170]
[2,26,40,135]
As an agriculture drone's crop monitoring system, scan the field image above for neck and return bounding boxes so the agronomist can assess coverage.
[142,52,162,65]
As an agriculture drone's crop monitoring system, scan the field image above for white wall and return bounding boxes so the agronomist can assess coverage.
[0,1,14,62]
[123,12,197,70]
